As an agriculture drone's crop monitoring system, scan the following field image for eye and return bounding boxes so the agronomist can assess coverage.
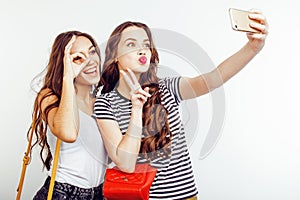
[127,42,135,47]
[89,49,97,55]
[73,56,82,61]
[143,43,150,48]
[73,56,85,64]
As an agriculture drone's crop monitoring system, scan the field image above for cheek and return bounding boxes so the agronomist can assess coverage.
[93,54,100,63]
[118,52,136,67]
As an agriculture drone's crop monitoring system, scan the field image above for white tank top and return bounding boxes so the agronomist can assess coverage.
[47,110,107,188]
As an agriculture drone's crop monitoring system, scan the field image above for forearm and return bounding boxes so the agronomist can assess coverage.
[114,107,143,172]
[52,76,79,142]
[207,42,258,89]
[181,42,260,99]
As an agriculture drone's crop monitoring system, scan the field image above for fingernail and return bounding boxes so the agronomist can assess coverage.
[249,14,255,18]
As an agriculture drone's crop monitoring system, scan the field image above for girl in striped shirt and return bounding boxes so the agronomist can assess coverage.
[95,14,268,199]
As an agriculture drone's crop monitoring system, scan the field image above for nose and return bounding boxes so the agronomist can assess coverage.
[85,56,95,66]
[137,48,146,55]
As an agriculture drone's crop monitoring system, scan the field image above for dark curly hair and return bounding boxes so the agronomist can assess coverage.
[29,31,101,170]
[100,21,172,160]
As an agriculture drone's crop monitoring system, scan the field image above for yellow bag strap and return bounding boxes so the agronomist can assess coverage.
[47,139,61,200]
[16,112,61,200]
[16,115,36,200]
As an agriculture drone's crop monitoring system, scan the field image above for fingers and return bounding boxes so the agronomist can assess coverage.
[249,13,267,25]
[248,10,269,35]
[245,10,268,50]
[80,57,91,68]
[137,87,151,98]
[120,69,142,92]
[249,22,268,35]
[132,87,151,105]
[120,69,151,105]
[120,70,137,91]
[70,52,89,69]
[246,32,267,40]
[126,68,142,92]
[133,93,148,102]
[70,52,87,62]
[127,68,139,86]
[65,35,76,55]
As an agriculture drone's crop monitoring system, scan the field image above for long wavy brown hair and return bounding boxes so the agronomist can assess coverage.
[29,31,101,170]
[100,21,172,160]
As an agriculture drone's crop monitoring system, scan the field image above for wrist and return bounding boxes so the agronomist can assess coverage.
[246,41,263,55]
[131,106,143,114]
[125,132,142,139]
[63,75,74,82]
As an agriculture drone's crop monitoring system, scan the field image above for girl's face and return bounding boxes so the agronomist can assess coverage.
[71,36,100,86]
[116,26,151,74]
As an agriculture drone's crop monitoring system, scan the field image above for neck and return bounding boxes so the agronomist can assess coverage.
[117,77,132,99]
[75,84,94,109]
[117,72,141,99]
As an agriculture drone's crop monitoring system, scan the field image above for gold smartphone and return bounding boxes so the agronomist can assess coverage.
[229,8,259,33]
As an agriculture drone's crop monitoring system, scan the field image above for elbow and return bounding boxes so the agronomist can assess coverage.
[63,128,78,143]
[114,161,136,173]
[205,70,225,92]
[207,84,220,93]
[63,134,78,143]
[118,165,135,173]
[53,126,78,143]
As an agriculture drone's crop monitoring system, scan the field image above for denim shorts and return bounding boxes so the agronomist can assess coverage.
[33,176,103,200]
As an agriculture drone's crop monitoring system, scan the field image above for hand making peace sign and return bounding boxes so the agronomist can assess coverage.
[120,68,151,109]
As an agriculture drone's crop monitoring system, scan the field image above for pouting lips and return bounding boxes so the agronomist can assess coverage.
[138,56,147,65]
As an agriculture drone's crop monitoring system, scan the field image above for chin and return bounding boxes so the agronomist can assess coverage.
[132,65,150,73]
[90,77,100,84]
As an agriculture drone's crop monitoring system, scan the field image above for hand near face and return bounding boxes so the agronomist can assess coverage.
[120,68,151,109]
[247,9,269,53]
[63,35,91,79]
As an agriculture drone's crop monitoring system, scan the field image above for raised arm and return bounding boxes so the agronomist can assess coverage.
[96,108,143,173]
[180,10,268,100]
[39,36,90,142]
[96,69,151,173]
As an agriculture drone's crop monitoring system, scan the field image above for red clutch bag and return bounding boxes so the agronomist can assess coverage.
[103,163,157,200]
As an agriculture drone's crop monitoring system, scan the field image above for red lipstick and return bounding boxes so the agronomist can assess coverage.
[138,56,147,65]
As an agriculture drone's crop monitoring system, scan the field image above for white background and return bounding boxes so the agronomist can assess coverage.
[1,0,300,199]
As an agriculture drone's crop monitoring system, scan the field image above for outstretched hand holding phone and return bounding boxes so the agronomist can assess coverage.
[229,8,268,53]
[229,9,268,33]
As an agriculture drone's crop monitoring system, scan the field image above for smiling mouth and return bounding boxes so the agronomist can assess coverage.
[83,67,97,74]
[138,56,147,65]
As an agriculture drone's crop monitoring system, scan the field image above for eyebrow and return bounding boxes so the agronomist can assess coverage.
[72,45,95,55]
[123,38,150,43]
[88,45,95,50]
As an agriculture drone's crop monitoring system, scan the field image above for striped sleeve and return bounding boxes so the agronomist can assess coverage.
[93,94,116,121]
[160,76,183,105]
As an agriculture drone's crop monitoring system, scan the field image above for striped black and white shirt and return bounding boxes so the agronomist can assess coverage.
[94,77,198,199]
